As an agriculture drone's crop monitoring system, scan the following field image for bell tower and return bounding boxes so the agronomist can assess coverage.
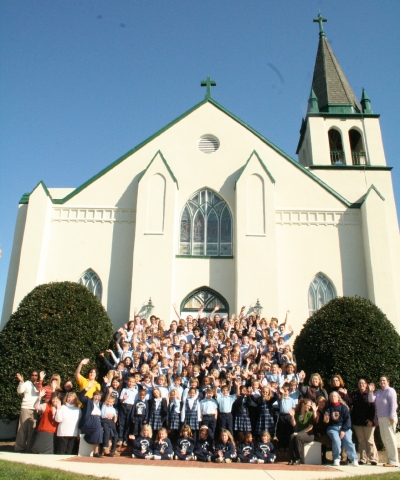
[296,14,386,169]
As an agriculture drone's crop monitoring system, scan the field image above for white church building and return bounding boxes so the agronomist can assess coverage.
[2,16,400,332]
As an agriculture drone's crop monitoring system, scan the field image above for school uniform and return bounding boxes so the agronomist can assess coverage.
[130,398,150,436]
[194,435,214,462]
[148,397,167,431]
[232,395,252,432]
[199,397,218,439]
[132,436,153,459]
[276,397,296,448]
[252,393,278,436]
[174,436,195,460]
[216,393,236,434]
[181,397,201,432]
[213,440,236,461]
[153,438,173,460]
[167,399,181,430]
[237,441,256,463]
[255,441,276,463]
[100,404,118,452]
[118,386,138,442]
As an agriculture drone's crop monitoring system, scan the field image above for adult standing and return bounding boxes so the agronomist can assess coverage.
[368,376,398,467]
[14,370,43,452]
[351,379,378,465]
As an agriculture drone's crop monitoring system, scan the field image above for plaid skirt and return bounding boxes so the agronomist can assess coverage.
[255,412,275,435]
[168,411,180,430]
[234,413,252,432]
[149,408,164,431]
[184,409,199,431]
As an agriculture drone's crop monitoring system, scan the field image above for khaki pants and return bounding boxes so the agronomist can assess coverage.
[14,408,38,453]
[378,417,399,466]
[353,425,379,464]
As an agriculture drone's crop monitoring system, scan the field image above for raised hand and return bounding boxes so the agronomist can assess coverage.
[368,383,375,393]
[16,373,24,383]
[39,371,46,381]
[81,358,90,365]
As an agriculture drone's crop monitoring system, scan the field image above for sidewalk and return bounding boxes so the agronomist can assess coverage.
[0,452,395,480]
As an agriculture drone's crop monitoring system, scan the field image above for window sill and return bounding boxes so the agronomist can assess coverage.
[176,255,234,259]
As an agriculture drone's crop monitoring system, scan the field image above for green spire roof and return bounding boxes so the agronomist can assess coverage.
[361,88,373,113]
[311,15,361,114]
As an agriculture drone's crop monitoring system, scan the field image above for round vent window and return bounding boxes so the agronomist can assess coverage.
[198,134,220,154]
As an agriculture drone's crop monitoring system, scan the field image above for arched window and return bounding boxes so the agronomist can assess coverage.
[328,129,345,165]
[308,273,335,316]
[78,269,102,301]
[349,129,366,165]
[181,287,229,314]
[179,188,233,256]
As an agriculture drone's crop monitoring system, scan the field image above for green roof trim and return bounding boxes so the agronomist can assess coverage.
[19,180,53,204]
[362,184,385,203]
[309,165,392,171]
[19,96,354,209]
[138,150,179,189]
[235,150,276,188]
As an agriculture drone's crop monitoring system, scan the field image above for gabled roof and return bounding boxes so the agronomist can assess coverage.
[312,34,361,113]
[20,97,355,208]
[361,184,385,204]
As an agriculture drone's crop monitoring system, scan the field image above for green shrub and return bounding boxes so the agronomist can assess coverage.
[0,281,114,419]
[293,296,400,394]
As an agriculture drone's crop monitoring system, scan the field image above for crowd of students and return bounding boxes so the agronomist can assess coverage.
[14,305,399,467]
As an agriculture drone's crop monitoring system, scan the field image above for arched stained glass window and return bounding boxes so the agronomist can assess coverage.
[308,273,335,316]
[179,188,233,256]
[181,287,229,314]
[78,269,102,302]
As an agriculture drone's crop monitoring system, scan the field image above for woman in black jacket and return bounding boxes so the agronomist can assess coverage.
[350,378,378,465]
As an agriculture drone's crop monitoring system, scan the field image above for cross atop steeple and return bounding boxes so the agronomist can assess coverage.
[201,76,216,99]
[313,13,327,37]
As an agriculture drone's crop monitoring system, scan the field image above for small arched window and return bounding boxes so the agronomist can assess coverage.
[179,188,233,256]
[349,129,366,165]
[308,273,335,316]
[78,269,102,301]
[181,287,229,315]
[328,129,345,165]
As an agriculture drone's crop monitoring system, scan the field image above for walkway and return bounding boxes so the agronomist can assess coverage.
[0,451,395,480]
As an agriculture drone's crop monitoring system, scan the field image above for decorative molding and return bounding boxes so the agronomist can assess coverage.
[52,207,136,223]
[275,210,360,226]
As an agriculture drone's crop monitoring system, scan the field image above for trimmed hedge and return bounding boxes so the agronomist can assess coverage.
[0,281,114,419]
[293,296,400,393]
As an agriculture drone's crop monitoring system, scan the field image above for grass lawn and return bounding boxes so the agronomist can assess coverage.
[0,459,111,480]
[325,474,400,480]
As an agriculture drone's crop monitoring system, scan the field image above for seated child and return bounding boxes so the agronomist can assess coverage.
[153,428,173,460]
[255,430,276,464]
[174,424,195,460]
[193,425,214,462]
[237,432,257,463]
[132,424,153,459]
[213,429,236,464]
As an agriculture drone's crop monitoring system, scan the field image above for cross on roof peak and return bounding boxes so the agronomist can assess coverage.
[201,76,216,99]
[313,13,327,37]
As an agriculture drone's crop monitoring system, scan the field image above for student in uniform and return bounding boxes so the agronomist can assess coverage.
[174,424,195,460]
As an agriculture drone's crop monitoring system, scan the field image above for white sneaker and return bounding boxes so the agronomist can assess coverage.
[225,458,232,463]
[207,455,212,462]
[131,454,136,458]
[145,454,154,459]
[249,458,256,463]
[351,460,359,467]
[333,459,340,466]
[153,455,161,460]
[270,458,275,463]
[215,457,223,463]
[257,459,264,464]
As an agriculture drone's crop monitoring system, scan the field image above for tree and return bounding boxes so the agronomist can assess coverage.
[293,296,400,393]
[0,281,114,419]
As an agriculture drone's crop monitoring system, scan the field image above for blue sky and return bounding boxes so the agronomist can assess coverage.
[1,1,399,317]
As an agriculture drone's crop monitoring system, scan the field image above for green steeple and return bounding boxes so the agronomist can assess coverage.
[361,88,373,113]
[311,14,361,114]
